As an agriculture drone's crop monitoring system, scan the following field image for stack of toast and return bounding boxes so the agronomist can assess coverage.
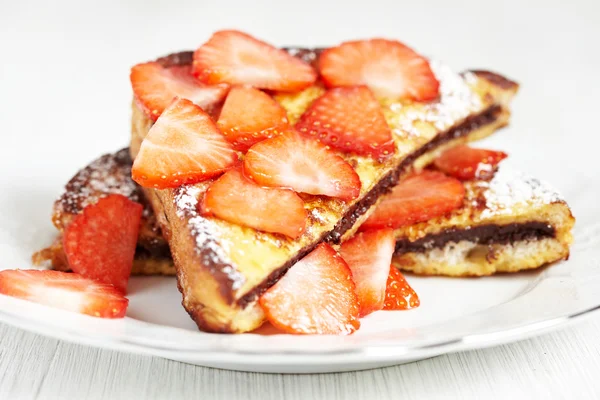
[29,31,573,334]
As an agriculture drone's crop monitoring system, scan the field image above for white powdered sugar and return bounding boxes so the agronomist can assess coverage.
[481,169,564,218]
[390,61,482,137]
[173,185,245,291]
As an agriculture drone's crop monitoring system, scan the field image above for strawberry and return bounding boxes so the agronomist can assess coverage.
[319,39,440,101]
[63,194,142,294]
[201,168,307,238]
[193,30,317,92]
[339,229,396,317]
[244,131,361,200]
[434,145,508,181]
[295,86,395,160]
[0,270,128,318]
[383,266,420,310]
[361,171,465,230]
[217,86,289,152]
[130,61,229,121]
[132,98,238,189]
[259,243,360,335]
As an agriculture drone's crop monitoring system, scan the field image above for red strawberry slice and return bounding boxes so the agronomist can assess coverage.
[0,270,129,318]
[339,229,396,317]
[434,145,508,181]
[217,86,289,152]
[260,243,360,335]
[193,30,317,92]
[63,194,142,294]
[295,86,395,160]
[383,266,420,310]
[361,170,465,230]
[201,168,307,238]
[132,98,238,189]
[319,39,440,101]
[130,61,229,121]
[244,131,361,200]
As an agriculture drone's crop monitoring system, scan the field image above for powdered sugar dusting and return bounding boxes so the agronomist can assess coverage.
[389,61,482,137]
[173,185,245,291]
[481,169,564,218]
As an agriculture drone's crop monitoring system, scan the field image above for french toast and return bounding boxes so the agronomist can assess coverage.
[391,167,574,276]
[129,46,518,333]
[32,149,176,276]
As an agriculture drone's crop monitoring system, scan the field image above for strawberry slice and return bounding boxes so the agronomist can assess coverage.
[132,97,237,189]
[383,266,420,310]
[361,170,465,230]
[339,229,396,317]
[295,86,395,160]
[130,61,229,121]
[193,30,317,92]
[63,194,142,294]
[0,270,129,318]
[434,145,508,181]
[244,131,361,200]
[259,243,360,335]
[319,39,440,101]
[217,86,289,152]
[201,168,307,238]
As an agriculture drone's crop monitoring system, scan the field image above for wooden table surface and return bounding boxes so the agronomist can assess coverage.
[2,315,599,399]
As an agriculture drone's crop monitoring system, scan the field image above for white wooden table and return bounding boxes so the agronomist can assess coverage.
[2,316,599,399]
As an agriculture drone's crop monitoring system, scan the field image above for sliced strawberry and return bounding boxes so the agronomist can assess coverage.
[130,61,229,121]
[319,39,440,101]
[132,98,237,189]
[0,270,128,318]
[260,243,360,335]
[339,229,395,317]
[201,168,307,238]
[63,194,142,294]
[217,86,289,152]
[295,86,395,160]
[244,131,361,200]
[193,30,317,92]
[383,266,420,310]
[361,170,465,230]
[434,145,508,181]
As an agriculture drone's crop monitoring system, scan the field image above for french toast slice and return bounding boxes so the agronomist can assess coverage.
[32,149,176,276]
[131,49,519,333]
[392,168,574,276]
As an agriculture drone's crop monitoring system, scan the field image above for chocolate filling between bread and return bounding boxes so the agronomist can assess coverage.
[237,104,502,307]
[394,222,556,255]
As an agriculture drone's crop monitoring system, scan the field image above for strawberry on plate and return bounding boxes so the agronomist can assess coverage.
[244,131,361,200]
[193,30,317,92]
[0,270,128,318]
[63,194,142,294]
[132,97,238,189]
[383,266,420,310]
[339,229,396,317]
[361,170,465,230]
[217,86,289,152]
[201,168,307,239]
[130,62,229,121]
[434,145,508,180]
[319,39,440,101]
[260,243,360,335]
[295,86,395,160]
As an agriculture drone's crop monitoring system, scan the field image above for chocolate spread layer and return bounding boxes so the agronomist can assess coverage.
[394,222,556,255]
[146,48,511,308]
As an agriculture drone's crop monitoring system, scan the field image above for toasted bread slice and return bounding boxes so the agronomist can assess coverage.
[392,168,574,276]
[131,49,518,333]
[32,149,176,276]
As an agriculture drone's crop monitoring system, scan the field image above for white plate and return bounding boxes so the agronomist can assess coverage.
[1,175,599,372]
[1,0,599,373]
